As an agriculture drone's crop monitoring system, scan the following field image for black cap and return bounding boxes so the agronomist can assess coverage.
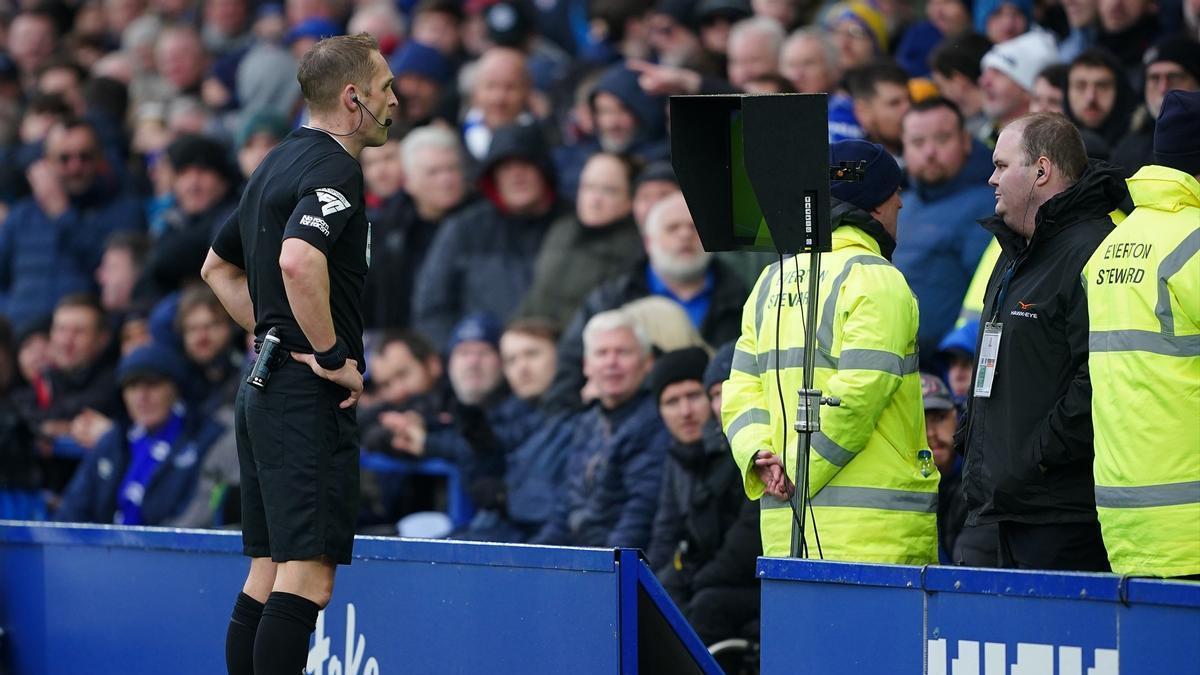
[648,346,709,403]
[1155,90,1200,176]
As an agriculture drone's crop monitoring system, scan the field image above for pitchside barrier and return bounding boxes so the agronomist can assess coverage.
[759,557,1200,674]
[0,523,722,675]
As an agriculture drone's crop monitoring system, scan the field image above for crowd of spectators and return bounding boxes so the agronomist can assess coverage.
[0,0,1197,650]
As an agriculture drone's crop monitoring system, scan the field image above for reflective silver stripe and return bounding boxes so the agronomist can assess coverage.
[810,486,938,513]
[755,263,781,335]
[727,407,770,439]
[761,494,791,511]
[816,256,894,353]
[838,349,919,376]
[731,349,760,377]
[758,347,838,372]
[1089,330,1200,358]
[1095,481,1200,509]
[1157,229,1200,334]
[811,432,855,467]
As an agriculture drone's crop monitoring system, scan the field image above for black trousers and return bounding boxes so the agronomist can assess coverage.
[996,520,1111,572]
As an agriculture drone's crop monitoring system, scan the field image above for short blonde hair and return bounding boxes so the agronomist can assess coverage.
[621,296,711,355]
[297,33,380,113]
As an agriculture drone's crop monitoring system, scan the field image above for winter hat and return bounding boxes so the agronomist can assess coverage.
[979,30,1059,92]
[648,346,710,403]
[447,312,503,354]
[484,0,536,47]
[1142,36,1200,88]
[703,341,735,392]
[653,0,699,31]
[389,41,453,85]
[117,342,188,388]
[635,160,679,190]
[236,110,290,149]
[829,140,903,212]
[1155,90,1200,176]
[283,17,343,46]
[825,2,890,54]
[696,0,752,24]
[972,0,1032,35]
[920,372,955,411]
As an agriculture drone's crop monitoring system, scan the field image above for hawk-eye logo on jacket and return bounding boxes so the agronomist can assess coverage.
[1011,300,1039,319]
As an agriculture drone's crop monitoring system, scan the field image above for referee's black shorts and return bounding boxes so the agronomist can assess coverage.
[235,359,360,565]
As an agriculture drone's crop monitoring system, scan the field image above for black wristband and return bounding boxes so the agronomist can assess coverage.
[314,339,348,371]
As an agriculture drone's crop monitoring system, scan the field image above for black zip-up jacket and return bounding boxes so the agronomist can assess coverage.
[960,161,1125,526]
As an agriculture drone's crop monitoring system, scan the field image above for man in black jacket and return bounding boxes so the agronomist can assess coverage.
[960,112,1125,571]
[647,346,760,646]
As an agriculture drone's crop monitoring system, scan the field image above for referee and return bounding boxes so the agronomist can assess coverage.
[201,34,396,675]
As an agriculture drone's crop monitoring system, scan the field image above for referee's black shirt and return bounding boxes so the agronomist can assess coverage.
[212,126,369,370]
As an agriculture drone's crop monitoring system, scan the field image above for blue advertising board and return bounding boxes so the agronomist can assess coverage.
[759,557,1200,675]
[0,523,720,675]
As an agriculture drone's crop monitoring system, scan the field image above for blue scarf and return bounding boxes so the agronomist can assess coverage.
[115,404,186,526]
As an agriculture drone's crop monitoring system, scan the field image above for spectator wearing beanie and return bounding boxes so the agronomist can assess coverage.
[390,41,458,130]
[825,1,890,70]
[646,346,761,647]
[973,0,1031,44]
[979,30,1060,144]
[1112,36,1200,178]
[56,342,224,526]
[134,133,239,304]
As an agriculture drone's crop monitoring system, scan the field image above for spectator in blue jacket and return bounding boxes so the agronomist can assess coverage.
[0,119,144,327]
[894,97,995,363]
[532,309,670,549]
[55,342,223,525]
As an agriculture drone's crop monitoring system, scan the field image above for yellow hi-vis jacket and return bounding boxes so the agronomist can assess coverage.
[1083,165,1200,577]
[721,220,938,562]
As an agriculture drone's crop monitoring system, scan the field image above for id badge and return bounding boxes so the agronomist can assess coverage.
[973,322,1003,398]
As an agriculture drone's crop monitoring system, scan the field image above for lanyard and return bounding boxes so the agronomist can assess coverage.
[991,259,1019,322]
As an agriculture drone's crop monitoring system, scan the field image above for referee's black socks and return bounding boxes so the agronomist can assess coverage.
[254,591,321,675]
[226,592,264,675]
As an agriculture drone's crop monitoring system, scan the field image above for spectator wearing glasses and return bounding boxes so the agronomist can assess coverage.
[0,119,144,327]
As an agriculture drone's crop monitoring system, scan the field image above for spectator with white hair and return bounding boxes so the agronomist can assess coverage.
[531,309,671,549]
[780,28,841,93]
[543,192,747,412]
[364,125,469,330]
[725,15,785,89]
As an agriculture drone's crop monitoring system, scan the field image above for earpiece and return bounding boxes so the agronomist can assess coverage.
[1037,168,1044,177]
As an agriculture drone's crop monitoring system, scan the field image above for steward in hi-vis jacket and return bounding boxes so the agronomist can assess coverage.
[722,140,938,563]
[1083,92,1200,578]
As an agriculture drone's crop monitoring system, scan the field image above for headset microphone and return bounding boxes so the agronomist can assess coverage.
[351,93,392,128]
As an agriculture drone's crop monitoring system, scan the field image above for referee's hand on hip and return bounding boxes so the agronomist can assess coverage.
[291,352,364,409]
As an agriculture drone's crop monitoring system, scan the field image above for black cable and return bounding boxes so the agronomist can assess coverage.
[774,253,808,557]
[306,105,366,138]
[794,255,824,560]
